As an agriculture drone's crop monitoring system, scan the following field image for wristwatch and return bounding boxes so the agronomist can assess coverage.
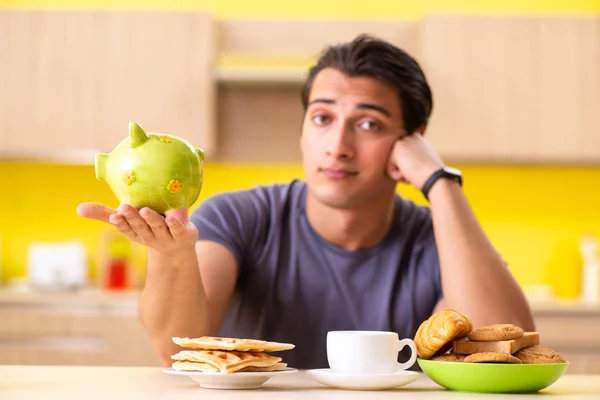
[421,166,463,201]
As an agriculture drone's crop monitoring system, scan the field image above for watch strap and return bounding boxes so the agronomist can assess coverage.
[421,168,462,201]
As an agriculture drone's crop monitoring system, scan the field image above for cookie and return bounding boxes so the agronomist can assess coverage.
[431,352,466,362]
[467,324,524,341]
[514,346,566,364]
[463,352,522,364]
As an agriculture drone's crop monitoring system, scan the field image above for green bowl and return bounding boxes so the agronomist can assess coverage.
[417,358,569,394]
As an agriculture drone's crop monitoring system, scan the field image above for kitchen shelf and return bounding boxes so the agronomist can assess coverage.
[216,66,307,85]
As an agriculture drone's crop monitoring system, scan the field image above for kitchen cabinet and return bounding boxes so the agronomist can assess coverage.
[0,289,159,366]
[533,303,600,375]
[0,289,599,373]
[418,15,600,163]
[1,12,599,164]
[217,18,417,60]
[0,10,217,162]
[214,15,600,164]
[215,84,304,162]
[212,18,417,162]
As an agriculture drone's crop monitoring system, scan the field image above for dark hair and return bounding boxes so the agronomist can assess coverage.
[301,34,433,133]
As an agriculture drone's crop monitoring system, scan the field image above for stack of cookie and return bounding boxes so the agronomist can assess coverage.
[415,308,566,364]
[170,336,295,374]
[446,324,565,364]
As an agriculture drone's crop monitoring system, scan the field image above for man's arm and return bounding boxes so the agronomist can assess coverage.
[77,202,238,367]
[138,241,237,366]
[388,133,535,330]
[427,179,535,330]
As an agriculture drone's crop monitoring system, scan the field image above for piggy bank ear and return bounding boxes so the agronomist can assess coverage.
[196,148,205,161]
[95,153,108,181]
[129,121,148,148]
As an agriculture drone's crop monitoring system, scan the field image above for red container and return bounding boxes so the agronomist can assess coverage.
[105,258,129,290]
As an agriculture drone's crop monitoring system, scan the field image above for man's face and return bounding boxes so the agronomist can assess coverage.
[300,67,405,209]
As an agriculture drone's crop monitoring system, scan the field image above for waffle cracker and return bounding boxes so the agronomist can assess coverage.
[172,361,288,373]
[172,361,219,372]
[241,363,287,372]
[171,350,282,374]
[172,336,294,352]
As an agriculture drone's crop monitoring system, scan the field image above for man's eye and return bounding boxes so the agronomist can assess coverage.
[359,120,379,131]
[312,115,329,125]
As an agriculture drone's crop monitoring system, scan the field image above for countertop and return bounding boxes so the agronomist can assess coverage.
[0,365,599,399]
[0,287,600,315]
[0,286,599,316]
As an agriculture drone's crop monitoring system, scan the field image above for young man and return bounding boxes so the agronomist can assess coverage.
[77,34,535,369]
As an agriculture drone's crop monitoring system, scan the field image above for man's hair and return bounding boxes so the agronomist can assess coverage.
[301,34,433,133]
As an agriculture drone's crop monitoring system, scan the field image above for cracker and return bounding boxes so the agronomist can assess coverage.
[172,360,288,373]
[172,336,294,352]
[171,349,282,374]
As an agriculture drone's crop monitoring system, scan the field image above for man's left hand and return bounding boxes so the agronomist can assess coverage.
[387,132,445,190]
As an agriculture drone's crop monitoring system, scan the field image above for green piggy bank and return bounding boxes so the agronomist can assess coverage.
[95,121,204,215]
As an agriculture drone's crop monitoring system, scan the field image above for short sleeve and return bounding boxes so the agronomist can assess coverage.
[189,190,268,266]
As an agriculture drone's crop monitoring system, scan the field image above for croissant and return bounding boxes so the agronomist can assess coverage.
[414,308,473,359]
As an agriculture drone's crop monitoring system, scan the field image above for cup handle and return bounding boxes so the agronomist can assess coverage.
[396,338,417,371]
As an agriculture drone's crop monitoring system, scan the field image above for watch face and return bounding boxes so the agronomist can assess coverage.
[444,167,462,177]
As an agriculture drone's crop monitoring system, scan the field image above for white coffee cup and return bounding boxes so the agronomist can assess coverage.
[326,330,417,375]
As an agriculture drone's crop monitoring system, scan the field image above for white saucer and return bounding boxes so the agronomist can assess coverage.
[306,368,420,391]
[163,367,297,390]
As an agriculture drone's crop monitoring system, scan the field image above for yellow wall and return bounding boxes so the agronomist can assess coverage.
[1,0,600,298]
[1,0,599,17]
[1,161,599,299]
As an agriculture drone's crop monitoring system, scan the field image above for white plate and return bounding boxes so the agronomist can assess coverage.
[306,368,420,391]
[163,367,298,390]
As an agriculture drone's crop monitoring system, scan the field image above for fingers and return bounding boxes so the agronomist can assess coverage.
[165,217,187,239]
[386,158,411,184]
[109,212,138,239]
[166,208,189,224]
[387,159,402,181]
[76,202,115,223]
[80,202,196,249]
[117,204,154,242]
[140,207,172,240]
[165,208,191,238]
[165,212,197,242]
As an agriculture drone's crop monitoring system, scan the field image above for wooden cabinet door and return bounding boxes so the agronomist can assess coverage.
[418,16,600,163]
[0,10,216,161]
[0,300,159,366]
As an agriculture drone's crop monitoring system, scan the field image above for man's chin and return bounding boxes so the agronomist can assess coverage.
[309,187,364,210]
[306,178,396,210]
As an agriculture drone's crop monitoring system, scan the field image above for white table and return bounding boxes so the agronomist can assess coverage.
[1,365,599,399]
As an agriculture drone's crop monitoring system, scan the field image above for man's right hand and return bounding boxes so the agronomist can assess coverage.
[76,202,198,254]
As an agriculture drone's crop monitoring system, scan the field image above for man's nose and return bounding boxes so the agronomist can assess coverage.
[325,122,355,159]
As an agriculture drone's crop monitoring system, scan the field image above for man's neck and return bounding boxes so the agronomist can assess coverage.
[305,191,396,252]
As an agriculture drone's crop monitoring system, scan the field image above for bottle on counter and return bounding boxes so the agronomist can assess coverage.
[98,230,141,291]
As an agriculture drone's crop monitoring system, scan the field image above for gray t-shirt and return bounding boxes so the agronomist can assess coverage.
[189,179,443,370]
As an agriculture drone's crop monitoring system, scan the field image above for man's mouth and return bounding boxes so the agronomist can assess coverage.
[320,168,358,179]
